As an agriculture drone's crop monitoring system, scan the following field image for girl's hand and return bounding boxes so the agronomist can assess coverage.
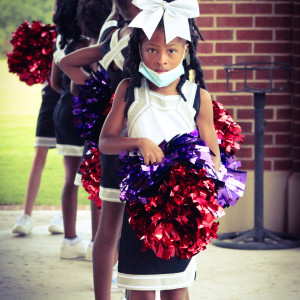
[138,138,164,166]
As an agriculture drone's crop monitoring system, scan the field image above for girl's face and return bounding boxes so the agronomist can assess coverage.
[140,27,188,74]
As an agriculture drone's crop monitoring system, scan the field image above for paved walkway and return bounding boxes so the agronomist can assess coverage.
[0,210,299,300]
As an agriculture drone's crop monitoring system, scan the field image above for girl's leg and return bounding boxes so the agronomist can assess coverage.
[62,156,81,238]
[91,200,100,241]
[127,290,156,300]
[24,146,49,216]
[93,201,125,300]
[160,288,189,300]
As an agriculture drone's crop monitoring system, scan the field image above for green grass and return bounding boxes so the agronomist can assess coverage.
[0,60,89,206]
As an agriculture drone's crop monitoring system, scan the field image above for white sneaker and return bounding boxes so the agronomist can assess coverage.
[85,241,93,261]
[60,236,86,259]
[12,214,33,235]
[48,212,64,234]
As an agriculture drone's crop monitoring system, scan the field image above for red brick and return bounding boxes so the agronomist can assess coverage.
[197,17,214,28]
[236,81,273,92]
[216,95,253,106]
[276,30,292,41]
[274,55,292,64]
[242,134,273,146]
[292,123,300,133]
[216,43,252,53]
[292,30,300,41]
[265,121,291,133]
[256,69,290,80]
[264,147,291,158]
[217,17,253,28]
[206,82,231,93]
[275,134,292,145]
[292,43,300,55]
[292,148,300,160]
[197,43,213,54]
[201,30,233,41]
[236,56,272,63]
[254,43,291,54]
[293,136,300,147]
[237,108,273,120]
[200,3,233,14]
[236,147,253,158]
[274,3,293,15]
[237,121,253,133]
[276,108,292,120]
[293,161,300,172]
[292,17,300,29]
[203,69,214,81]
[198,56,233,66]
[292,109,300,121]
[291,56,300,67]
[274,160,292,171]
[266,94,291,106]
[219,68,254,80]
[236,3,272,14]
[255,17,292,28]
[238,160,272,171]
[237,30,272,41]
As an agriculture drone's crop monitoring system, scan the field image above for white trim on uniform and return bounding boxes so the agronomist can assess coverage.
[34,137,56,148]
[117,256,197,290]
[99,187,122,203]
[56,144,84,157]
[74,173,82,186]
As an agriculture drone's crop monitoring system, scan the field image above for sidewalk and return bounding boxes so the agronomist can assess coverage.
[0,209,299,300]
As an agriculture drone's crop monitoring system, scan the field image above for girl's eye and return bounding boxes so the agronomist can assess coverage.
[147,49,156,53]
[169,49,177,54]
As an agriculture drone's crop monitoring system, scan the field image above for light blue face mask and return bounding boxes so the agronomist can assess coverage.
[138,61,185,88]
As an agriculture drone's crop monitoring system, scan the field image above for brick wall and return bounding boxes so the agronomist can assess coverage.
[197,0,299,172]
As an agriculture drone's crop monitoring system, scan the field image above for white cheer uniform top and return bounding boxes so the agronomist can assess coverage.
[127,78,198,144]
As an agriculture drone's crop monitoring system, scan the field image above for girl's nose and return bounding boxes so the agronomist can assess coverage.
[156,53,167,66]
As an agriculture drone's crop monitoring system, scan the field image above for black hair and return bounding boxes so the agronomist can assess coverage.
[53,0,82,48]
[77,0,112,39]
[123,1,207,115]
[114,0,129,11]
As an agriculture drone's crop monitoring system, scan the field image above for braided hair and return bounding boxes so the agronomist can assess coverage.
[123,1,207,115]
[77,0,112,39]
[53,0,82,48]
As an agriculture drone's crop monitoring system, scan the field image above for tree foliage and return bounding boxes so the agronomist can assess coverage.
[0,0,54,57]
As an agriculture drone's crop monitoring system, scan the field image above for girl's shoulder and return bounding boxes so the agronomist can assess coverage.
[199,87,212,103]
[116,78,130,94]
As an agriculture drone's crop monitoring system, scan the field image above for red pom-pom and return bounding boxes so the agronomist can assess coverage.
[126,162,222,260]
[213,100,244,156]
[7,20,56,86]
[80,147,102,208]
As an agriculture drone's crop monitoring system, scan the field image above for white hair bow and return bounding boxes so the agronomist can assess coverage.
[129,0,200,44]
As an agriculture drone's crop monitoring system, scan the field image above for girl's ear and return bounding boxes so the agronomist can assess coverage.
[184,43,189,58]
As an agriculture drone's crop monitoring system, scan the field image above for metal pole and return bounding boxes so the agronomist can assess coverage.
[254,93,265,242]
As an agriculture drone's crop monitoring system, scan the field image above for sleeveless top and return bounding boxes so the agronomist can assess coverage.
[99,29,129,91]
[53,35,87,107]
[127,78,199,144]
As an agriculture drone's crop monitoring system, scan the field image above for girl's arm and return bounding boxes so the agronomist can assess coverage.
[58,44,103,85]
[99,80,164,165]
[196,89,221,171]
[50,60,62,94]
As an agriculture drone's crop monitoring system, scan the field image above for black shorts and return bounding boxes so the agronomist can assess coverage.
[53,100,84,157]
[34,85,60,148]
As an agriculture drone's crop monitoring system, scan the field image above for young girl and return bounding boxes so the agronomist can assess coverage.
[12,1,63,237]
[98,1,220,299]
[74,0,112,262]
[51,0,88,259]
[58,0,140,295]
